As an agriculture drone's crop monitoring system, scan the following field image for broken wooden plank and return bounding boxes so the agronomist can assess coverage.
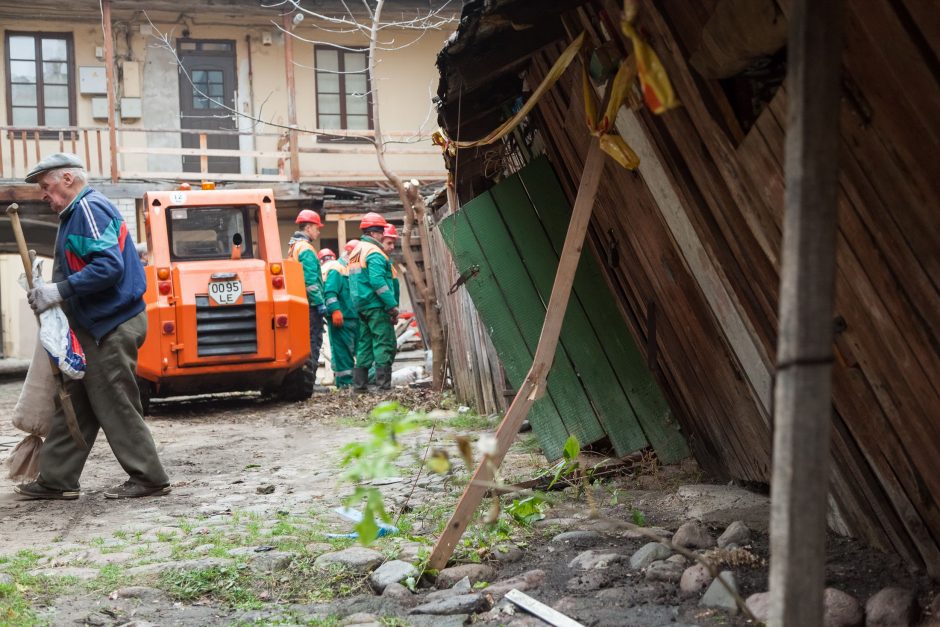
[505,589,586,627]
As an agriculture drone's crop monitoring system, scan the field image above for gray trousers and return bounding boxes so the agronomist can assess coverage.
[38,311,169,492]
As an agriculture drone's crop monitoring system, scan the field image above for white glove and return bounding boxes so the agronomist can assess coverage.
[27,283,64,314]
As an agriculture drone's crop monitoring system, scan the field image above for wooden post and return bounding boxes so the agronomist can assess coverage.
[102,0,118,182]
[428,138,605,571]
[283,12,301,183]
[768,1,844,625]
[337,218,347,251]
[199,133,209,175]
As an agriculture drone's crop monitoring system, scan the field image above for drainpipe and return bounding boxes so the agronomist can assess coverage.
[237,34,257,176]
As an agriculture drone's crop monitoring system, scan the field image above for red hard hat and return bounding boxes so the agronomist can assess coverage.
[383,223,399,239]
[296,209,323,226]
[318,248,336,261]
[344,239,360,253]
[359,212,387,230]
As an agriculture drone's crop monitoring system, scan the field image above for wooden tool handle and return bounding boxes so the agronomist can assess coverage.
[5,203,35,290]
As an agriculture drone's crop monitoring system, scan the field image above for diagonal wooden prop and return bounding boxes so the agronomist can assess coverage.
[428,138,605,570]
[6,203,89,451]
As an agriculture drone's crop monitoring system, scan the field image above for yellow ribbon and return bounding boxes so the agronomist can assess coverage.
[621,2,678,114]
[582,56,640,170]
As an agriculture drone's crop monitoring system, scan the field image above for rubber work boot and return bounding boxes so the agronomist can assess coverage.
[352,367,370,393]
[375,365,392,390]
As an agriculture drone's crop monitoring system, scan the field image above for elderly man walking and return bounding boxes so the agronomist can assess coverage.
[14,153,170,500]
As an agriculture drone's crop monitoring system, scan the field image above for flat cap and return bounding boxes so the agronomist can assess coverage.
[25,152,85,183]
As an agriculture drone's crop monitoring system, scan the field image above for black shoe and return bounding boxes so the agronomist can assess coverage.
[375,365,392,390]
[14,481,80,500]
[352,367,370,393]
[104,480,171,499]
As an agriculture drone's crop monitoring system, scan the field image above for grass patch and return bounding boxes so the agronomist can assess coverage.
[444,411,498,431]
[160,563,262,609]
[512,433,543,455]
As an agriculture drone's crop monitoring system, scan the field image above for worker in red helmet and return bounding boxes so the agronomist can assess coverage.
[287,209,326,392]
[381,224,401,305]
[349,212,397,391]
[342,239,360,260]
[319,247,357,388]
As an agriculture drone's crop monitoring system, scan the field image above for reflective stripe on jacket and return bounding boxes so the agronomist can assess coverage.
[348,236,397,311]
[287,234,324,307]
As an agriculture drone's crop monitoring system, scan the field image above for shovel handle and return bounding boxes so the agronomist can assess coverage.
[5,203,35,290]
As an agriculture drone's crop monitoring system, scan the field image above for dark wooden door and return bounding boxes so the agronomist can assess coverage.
[178,39,239,174]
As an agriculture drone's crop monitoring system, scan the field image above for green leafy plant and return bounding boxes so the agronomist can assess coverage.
[548,435,581,488]
[631,509,647,527]
[505,495,547,525]
[339,401,428,544]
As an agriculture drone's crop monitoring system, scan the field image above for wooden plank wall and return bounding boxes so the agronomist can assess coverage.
[427,206,507,416]
[520,0,940,574]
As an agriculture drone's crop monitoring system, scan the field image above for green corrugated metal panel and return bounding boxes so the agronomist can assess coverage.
[461,190,607,449]
[490,177,650,455]
[518,157,689,463]
[437,198,569,460]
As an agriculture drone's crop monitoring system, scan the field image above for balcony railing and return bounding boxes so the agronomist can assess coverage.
[1,125,444,184]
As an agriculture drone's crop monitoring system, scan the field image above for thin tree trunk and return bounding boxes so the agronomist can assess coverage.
[368,0,446,388]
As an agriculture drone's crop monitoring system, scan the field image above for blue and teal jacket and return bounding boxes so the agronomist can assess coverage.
[52,187,146,342]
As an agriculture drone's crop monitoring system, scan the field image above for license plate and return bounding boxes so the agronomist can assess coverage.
[208,280,242,305]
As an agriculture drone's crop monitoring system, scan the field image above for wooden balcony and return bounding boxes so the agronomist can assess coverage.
[1,124,445,190]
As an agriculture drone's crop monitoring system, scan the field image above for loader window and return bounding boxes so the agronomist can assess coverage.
[167,205,257,260]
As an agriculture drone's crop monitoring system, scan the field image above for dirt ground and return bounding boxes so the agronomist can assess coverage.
[0,377,937,626]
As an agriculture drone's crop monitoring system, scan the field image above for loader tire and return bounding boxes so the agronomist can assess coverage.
[277,361,314,401]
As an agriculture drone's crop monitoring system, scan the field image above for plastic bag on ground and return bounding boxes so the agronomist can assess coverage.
[18,258,85,380]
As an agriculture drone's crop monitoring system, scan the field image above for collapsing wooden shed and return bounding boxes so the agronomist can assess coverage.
[428,0,940,577]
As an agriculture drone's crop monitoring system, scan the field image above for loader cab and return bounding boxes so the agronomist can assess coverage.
[136,186,313,411]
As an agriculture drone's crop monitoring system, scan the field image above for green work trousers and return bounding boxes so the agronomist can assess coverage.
[356,308,396,371]
[328,320,358,388]
[38,311,170,492]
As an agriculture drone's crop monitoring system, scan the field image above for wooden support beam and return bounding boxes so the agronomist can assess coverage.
[428,138,605,571]
[337,218,347,251]
[283,12,300,184]
[768,0,844,625]
[102,0,118,183]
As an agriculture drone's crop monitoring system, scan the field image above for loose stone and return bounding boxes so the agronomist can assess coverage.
[410,593,488,615]
[314,547,384,573]
[672,520,715,549]
[550,530,606,547]
[370,560,418,593]
[864,586,917,627]
[700,571,738,614]
[629,542,671,569]
[568,550,623,570]
[645,559,684,583]
[717,521,751,548]
[435,563,495,589]
[680,563,713,596]
[824,587,864,627]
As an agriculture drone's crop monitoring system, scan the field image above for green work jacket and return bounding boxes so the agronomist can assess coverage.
[321,259,357,318]
[349,236,397,312]
[287,232,324,307]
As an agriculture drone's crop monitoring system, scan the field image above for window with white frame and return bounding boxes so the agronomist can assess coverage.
[5,32,75,128]
[314,46,372,134]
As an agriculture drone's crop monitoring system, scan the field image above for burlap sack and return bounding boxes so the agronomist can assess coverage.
[5,336,59,481]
